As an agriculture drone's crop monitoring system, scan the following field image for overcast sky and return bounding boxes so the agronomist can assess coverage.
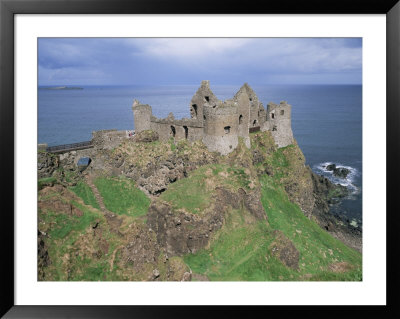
[38,38,362,86]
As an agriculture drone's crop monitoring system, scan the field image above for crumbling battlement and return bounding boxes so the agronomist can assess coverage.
[132,81,294,155]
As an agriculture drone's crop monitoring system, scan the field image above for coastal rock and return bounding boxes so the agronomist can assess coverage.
[325,163,350,179]
[333,167,350,178]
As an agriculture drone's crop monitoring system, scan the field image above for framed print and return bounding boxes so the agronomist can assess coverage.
[1,0,399,318]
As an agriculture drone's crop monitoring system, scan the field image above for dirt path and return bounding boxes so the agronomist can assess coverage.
[85,175,112,216]
[84,174,123,234]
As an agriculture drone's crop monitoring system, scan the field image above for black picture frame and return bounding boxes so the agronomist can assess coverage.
[1,0,399,318]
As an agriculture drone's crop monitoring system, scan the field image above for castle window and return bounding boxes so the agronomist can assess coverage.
[205,96,210,102]
[272,125,277,131]
[239,114,243,125]
[224,126,231,134]
[192,104,198,117]
[204,115,206,120]
[280,110,284,116]
[183,126,188,139]
[253,120,257,127]
[271,113,275,119]
[170,126,176,137]
[249,98,252,101]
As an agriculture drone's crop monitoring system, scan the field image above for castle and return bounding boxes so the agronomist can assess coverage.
[132,81,294,155]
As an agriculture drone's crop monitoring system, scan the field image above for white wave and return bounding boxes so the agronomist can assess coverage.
[313,162,361,196]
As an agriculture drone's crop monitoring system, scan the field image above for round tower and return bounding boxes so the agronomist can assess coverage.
[132,100,152,133]
[202,102,239,155]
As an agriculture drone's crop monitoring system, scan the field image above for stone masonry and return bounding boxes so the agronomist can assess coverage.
[132,81,294,155]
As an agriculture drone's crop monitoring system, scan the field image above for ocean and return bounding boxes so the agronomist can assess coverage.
[38,84,362,224]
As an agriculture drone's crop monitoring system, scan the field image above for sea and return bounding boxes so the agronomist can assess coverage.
[38,84,362,225]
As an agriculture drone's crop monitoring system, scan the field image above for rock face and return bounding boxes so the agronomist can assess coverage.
[147,186,267,256]
[37,152,59,179]
[37,230,50,280]
[146,201,225,256]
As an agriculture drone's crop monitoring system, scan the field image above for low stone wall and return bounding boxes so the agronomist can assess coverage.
[151,121,204,142]
[92,129,129,150]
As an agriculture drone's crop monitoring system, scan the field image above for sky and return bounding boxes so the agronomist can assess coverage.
[38,38,362,86]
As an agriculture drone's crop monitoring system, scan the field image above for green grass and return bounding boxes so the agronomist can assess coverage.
[39,199,124,281]
[161,166,211,214]
[169,137,176,151]
[184,210,283,281]
[160,164,253,214]
[259,175,362,280]
[184,173,362,281]
[45,201,99,240]
[69,181,100,209]
[94,176,150,217]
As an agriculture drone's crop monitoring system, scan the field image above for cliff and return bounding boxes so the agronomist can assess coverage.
[37,130,362,281]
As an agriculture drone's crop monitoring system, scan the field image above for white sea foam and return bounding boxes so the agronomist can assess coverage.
[314,162,361,197]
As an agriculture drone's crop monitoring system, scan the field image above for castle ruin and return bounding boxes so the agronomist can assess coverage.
[132,81,294,155]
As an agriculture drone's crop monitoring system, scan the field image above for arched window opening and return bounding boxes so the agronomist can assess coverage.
[253,120,257,127]
[239,114,243,125]
[192,104,198,118]
[183,126,188,139]
[170,126,176,137]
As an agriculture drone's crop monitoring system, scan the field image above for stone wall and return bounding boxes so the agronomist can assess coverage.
[263,101,294,148]
[92,129,128,150]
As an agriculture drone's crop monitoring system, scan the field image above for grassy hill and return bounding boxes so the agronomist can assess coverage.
[38,130,361,281]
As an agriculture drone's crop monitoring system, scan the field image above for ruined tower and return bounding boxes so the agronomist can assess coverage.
[189,80,219,126]
[263,101,294,148]
[132,99,152,133]
[202,101,239,156]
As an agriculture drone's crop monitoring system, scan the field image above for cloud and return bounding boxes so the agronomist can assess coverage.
[38,38,362,85]
[132,38,251,58]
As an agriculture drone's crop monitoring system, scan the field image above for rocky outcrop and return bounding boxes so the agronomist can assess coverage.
[37,152,59,179]
[119,223,160,271]
[37,230,50,280]
[147,201,224,256]
[147,186,267,256]
[133,130,159,143]
[325,164,350,179]
[136,158,187,195]
[309,169,361,252]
